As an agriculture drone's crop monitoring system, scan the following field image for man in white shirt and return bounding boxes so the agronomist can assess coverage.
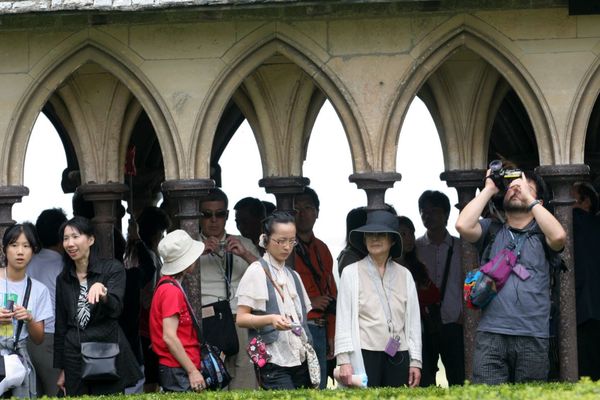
[415,191,464,386]
[196,188,260,389]
[26,208,67,396]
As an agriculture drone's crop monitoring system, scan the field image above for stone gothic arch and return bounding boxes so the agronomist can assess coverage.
[569,43,600,165]
[192,29,369,178]
[4,39,179,186]
[383,15,556,171]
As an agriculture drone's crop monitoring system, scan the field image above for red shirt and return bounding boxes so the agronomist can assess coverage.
[294,235,337,340]
[149,277,201,368]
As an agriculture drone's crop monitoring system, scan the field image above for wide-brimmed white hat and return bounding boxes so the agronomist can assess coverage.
[158,230,205,276]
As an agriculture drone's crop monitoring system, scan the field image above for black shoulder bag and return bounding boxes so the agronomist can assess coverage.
[157,279,231,390]
[200,248,239,356]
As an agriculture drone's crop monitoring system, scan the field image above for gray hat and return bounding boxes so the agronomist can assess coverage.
[158,230,205,276]
[349,210,402,258]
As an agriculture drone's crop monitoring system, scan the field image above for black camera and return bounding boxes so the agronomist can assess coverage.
[488,160,522,191]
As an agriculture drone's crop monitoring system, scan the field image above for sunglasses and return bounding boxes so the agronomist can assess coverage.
[200,210,228,219]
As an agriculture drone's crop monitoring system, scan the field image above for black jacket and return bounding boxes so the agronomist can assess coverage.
[54,258,142,390]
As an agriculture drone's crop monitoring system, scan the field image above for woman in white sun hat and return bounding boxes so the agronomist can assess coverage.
[149,229,206,392]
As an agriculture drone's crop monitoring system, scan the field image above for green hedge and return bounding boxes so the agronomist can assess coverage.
[55,380,600,399]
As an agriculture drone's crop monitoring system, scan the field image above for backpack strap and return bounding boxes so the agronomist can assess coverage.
[13,276,32,352]
[480,220,503,263]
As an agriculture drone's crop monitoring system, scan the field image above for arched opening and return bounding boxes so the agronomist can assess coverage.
[12,113,73,222]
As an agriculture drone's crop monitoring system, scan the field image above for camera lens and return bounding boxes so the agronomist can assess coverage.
[489,160,503,172]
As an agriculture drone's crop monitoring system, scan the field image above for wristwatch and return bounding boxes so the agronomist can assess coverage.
[527,199,541,211]
[101,286,108,297]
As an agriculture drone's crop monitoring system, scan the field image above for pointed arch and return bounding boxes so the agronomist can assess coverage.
[5,39,179,186]
[192,29,369,178]
[383,15,556,170]
[568,46,600,164]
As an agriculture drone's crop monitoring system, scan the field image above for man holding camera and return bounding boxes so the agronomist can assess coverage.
[197,188,260,389]
[456,166,566,384]
[294,187,337,389]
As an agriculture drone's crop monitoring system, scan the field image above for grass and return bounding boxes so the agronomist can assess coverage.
[45,379,600,399]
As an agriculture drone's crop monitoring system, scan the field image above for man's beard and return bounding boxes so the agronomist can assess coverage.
[503,197,528,213]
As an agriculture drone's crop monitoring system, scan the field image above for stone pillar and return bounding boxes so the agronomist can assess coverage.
[259,176,310,212]
[161,179,215,316]
[77,183,128,260]
[0,186,29,265]
[536,164,589,382]
[348,172,402,210]
[440,169,486,382]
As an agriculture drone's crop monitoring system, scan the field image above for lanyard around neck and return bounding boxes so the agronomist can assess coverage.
[366,256,397,336]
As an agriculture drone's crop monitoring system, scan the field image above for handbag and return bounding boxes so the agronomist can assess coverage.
[300,331,320,388]
[246,336,271,367]
[201,300,238,356]
[156,279,231,390]
[80,342,120,381]
[0,277,31,395]
[201,251,239,356]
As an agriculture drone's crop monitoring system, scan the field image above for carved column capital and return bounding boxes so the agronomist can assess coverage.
[161,179,215,235]
[440,169,486,210]
[348,172,402,210]
[259,176,310,212]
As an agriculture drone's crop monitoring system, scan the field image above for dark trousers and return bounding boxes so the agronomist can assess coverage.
[361,349,409,388]
[256,362,311,390]
[578,319,600,381]
[158,365,195,392]
[429,322,465,386]
[472,331,549,384]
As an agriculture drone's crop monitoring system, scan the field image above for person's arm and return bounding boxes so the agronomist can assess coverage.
[511,173,566,251]
[235,305,291,330]
[226,236,258,264]
[455,169,499,243]
[162,315,206,390]
[89,260,126,317]
[334,266,355,386]
[13,305,44,344]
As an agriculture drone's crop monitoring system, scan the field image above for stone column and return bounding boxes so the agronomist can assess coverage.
[536,164,589,382]
[0,186,29,265]
[77,183,128,260]
[348,172,402,210]
[259,176,310,212]
[440,169,486,382]
[161,179,214,316]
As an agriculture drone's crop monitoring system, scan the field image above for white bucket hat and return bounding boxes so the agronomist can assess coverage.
[158,230,205,276]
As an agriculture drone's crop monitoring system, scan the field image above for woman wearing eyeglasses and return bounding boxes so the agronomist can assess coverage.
[335,210,422,388]
[235,211,316,390]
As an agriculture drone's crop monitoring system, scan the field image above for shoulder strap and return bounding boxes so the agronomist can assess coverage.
[156,278,203,343]
[13,276,32,351]
[258,258,285,301]
[294,241,323,293]
[481,221,503,263]
[439,238,454,302]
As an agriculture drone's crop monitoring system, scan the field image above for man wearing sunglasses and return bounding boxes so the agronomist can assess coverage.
[197,188,260,389]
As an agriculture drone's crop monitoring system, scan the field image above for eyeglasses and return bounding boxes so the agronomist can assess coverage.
[200,210,228,219]
[270,238,298,247]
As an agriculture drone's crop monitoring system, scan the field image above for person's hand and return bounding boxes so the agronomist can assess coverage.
[310,295,332,311]
[513,171,537,204]
[408,366,421,387]
[226,236,257,263]
[57,369,66,395]
[271,314,292,331]
[188,368,206,392]
[484,168,500,195]
[87,282,108,304]
[202,237,221,255]
[339,363,354,386]
[0,307,13,324]
[12,305,33,323]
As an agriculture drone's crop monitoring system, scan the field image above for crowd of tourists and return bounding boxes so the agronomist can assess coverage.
[1,163,598,397]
